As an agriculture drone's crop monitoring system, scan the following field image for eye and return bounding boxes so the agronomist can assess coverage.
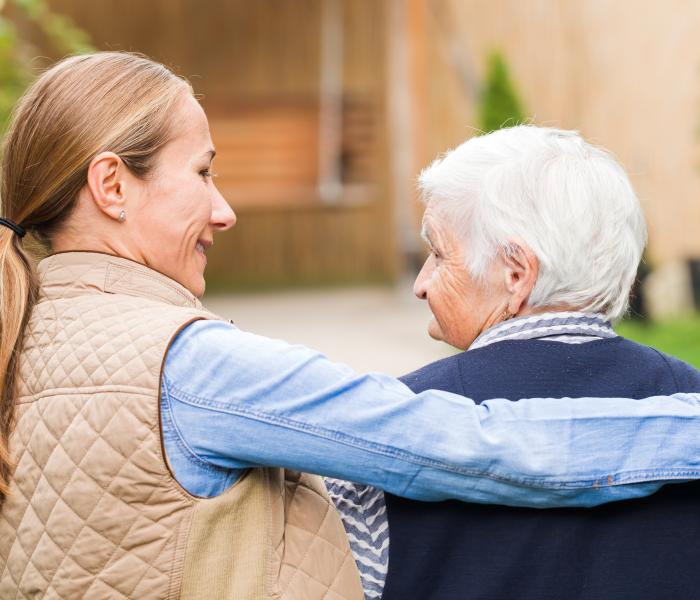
[199,163,216,179]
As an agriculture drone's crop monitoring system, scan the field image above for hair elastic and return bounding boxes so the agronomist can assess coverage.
[0,217,26,238]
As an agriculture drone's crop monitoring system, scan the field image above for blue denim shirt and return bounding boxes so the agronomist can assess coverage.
[325,311,699,599]
[160,319,700,508]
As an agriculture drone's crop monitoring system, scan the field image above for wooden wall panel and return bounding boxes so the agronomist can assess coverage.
[424,0,700,265]
[43,0,396,288]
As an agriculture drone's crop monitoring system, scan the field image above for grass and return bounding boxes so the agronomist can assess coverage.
[616,315,700,369]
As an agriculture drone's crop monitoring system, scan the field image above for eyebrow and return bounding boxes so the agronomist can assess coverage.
[420,223,433,245]
[203,149,216,161]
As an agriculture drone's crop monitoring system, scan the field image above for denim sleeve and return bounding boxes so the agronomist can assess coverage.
[163,319,700,508]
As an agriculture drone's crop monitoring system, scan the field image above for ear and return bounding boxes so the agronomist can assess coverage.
[85,152,127,221]
[501,240,539,315]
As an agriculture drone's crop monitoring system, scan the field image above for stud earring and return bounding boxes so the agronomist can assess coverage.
[118,210,126,223]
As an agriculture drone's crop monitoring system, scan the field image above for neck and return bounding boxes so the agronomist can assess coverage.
[51,231,146,268]
[515,304,581,319]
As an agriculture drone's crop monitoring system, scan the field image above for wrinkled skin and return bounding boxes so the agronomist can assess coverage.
[414,205,539,350]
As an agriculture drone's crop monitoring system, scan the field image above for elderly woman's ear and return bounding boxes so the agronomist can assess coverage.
[501,241,539,317]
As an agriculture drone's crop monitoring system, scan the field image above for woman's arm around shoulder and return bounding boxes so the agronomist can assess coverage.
[161,320,700,508]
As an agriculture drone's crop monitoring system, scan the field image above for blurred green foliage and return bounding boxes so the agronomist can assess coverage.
[0,0,92,129]
[617,315,700,369]
[478,51,526,134]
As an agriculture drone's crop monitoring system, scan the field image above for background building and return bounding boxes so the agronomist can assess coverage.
[3,0,700,370]
[21,0,700,290]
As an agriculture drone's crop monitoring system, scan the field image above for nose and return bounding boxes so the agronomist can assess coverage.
[211,186,236,231]
[413,257,431,300]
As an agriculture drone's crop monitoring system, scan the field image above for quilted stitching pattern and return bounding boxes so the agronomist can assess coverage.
[272,472,364,600]
[0,253,362,600]
[0,255,204,599]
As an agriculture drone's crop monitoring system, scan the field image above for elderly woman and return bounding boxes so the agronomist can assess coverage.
[328,126,700,600]
[1,54,699,599]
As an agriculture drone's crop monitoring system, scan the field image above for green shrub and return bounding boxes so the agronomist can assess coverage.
[0,0,92,129]
[478,51,526,134]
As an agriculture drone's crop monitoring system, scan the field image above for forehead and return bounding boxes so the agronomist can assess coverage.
[168,94,212,150]
[421,205,447,239]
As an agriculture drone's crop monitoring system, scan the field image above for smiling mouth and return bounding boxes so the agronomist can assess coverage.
[196,239,212,251]
[195,239,212,261]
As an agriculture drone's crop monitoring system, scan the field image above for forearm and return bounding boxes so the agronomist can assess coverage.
[165,321,700,507]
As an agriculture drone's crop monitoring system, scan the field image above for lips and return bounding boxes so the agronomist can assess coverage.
[196,239,212,252]
[195,239,212,263]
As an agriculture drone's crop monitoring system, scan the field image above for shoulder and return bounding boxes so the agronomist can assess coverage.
[589,336,700,393]
[619,338,700,392]
[400,336,700,398]
[166,319,331,365]
[163,319,356,398]
[168,318,239,352]
[399,339,561,395]
[399,351,465,394]
[165,319,290,380]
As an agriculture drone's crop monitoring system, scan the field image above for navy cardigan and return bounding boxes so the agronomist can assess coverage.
[384,337,700,600]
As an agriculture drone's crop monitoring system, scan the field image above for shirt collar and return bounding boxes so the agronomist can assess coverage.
[469,311,616,351]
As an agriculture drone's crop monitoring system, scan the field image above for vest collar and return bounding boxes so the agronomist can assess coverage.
[37,251,203,309]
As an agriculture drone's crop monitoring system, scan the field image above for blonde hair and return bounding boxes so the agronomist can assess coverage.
[0,52,191,499]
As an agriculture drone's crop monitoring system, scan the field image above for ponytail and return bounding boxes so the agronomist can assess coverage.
[0,51,189,501]
[0,228,37,499]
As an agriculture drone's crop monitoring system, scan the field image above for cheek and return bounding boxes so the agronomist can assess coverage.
[426,270,454,322]
[434,269,484,330]
[167,192,210,241]
[154,172,207,217]
[138,201,201,264]
[432,268,463,309]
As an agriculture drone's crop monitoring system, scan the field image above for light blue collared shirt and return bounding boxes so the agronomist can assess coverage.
[160,319,700,507]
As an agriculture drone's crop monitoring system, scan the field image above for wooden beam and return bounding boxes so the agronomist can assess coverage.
[386,0,428,275]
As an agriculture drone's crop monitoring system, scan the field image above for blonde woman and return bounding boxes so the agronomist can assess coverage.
[0,52,698,599]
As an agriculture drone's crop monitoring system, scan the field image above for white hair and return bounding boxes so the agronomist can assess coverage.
[418,125,647,321]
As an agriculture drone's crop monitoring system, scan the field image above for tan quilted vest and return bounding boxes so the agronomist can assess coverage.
[0,251,362,600]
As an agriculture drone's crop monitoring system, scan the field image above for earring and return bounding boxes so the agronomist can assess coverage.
[118,210,126,223]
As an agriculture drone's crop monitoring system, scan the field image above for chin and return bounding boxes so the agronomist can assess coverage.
[427,321,444,342]
[181,273,206,298]
[192,279,206,298]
